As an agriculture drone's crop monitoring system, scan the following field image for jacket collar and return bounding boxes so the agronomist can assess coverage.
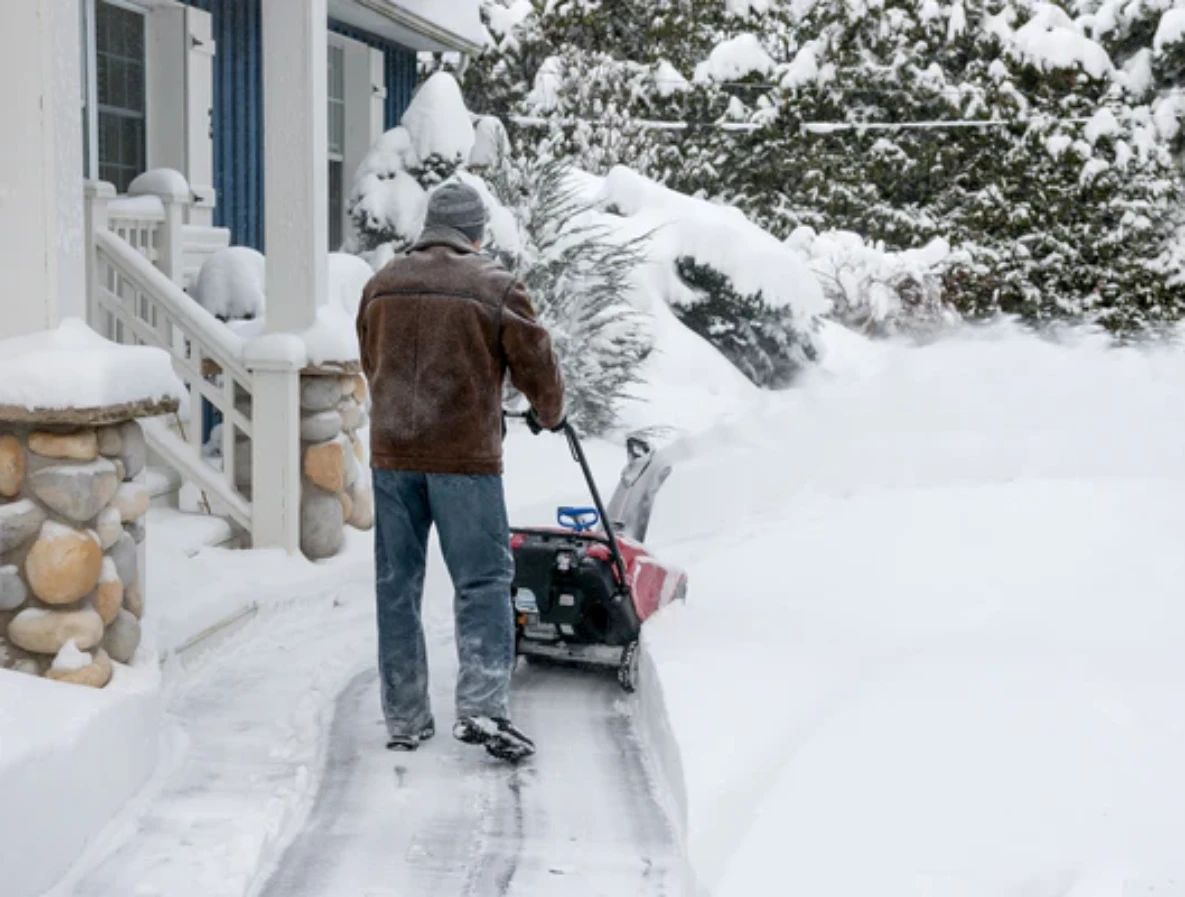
[412,226,479,255]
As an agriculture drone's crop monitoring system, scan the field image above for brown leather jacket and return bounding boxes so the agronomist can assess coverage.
[356,229,565,475]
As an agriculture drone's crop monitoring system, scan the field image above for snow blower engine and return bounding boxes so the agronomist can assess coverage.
[507,413,686,691]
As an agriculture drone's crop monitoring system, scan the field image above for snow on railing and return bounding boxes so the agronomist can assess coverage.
[92,229,253,532]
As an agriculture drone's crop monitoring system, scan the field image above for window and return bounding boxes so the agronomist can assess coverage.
[327,43,346,250]
[95,1,146,194]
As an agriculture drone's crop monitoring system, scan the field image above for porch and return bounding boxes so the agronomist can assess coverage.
[71,0,484,558]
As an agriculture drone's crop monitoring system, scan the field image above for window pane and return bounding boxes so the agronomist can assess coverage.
[328,160,343,250]
[95,1,145,192]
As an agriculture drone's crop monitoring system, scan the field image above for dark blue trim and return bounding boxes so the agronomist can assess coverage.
[177,3,420,251]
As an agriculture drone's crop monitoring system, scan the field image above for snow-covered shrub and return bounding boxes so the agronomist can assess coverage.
[492,161,652,434]
[673,257,816,387]
[473,0,1185,334]
[191,247,266,321]
[788,228,961,336]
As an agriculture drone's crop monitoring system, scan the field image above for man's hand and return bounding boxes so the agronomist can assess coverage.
[524,408,566,435]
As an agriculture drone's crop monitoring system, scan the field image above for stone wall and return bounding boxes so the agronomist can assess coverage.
[298,371,373,560]
[0,420,148,687]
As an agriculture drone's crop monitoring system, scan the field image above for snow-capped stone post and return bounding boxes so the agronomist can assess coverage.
[0,322,182,687]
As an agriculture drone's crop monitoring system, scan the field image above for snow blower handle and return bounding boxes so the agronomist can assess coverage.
[506,411,631,590]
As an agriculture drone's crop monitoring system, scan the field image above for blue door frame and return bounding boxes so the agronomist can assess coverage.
[181,0,419,252]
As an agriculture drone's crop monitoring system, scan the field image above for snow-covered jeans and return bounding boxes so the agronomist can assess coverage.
[372,469,516,738]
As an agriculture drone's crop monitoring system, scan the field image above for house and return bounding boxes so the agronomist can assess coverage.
[1,0,485,556]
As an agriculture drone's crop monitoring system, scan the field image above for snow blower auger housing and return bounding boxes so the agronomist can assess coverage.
[507,414,687,692]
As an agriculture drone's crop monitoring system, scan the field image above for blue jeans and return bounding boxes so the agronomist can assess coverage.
[371,469,516,738]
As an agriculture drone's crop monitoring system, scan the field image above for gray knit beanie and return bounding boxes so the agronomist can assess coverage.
[422,181,488,243]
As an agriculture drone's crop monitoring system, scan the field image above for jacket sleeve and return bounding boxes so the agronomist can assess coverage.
[500,281,565,428]
[355,287,373,379]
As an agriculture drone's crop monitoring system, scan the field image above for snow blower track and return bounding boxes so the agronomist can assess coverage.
[258,660,682,897]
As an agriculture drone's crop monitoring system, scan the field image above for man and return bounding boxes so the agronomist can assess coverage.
[356,182,565,762]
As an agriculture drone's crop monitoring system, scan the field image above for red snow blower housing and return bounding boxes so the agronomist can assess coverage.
[507,414,687,691]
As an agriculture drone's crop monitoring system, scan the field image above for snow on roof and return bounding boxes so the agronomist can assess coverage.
[0,319,182,415]
[400,72,475,164]
[694,33,776,84]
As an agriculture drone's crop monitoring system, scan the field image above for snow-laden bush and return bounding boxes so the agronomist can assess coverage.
[787,228,961,336]
[472,0,1185,335]
[489,161,653,434]
[673,257,816,387]
[191,246,266,321]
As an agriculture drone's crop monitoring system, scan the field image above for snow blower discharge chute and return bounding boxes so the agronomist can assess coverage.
[506,413,687,691]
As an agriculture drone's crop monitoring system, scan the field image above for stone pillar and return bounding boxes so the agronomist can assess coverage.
[1,417,152,687]
[298,369,373,560]
[261,0,328,333]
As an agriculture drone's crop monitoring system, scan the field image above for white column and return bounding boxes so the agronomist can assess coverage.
[244,335,307,554]
[261,0,328,333]
[0,0,87,340]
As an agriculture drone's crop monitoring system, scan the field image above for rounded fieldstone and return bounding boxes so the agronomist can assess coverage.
[0,434,25,498]
[46,647,113,688]
[124,580,144,619]
[112,481,150,523]
[339,490,354,522]
[28,430,99,462]
[28,458,120,523]
[339,376,355,397]
[108,532,138,592]
[0,565,27,611]
[300,376,342,412]
[301,410,343,443]
[8,606,104,654]
[96,506,123,549]
[96,426,123,457]
[350,434,366,465]
[303,440,345,494]
[351,374,367,405]
[102,609,142,664]
[347,482,374,531]
[90,558,123,624]
[338,398,363,432]
[25,523,104,605]
[118,422,147,480]
[300,486,344,559]
[0,499,47,554]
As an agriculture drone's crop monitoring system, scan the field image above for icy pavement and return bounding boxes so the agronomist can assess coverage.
[52,522,680,897]
[259,663,679,897]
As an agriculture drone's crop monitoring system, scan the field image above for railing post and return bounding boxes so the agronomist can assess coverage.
[84,180,116,332]
[158,194,186,287]
[243,335,308,554]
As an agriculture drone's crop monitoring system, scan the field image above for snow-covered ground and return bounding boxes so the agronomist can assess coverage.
[642,322,1185,895]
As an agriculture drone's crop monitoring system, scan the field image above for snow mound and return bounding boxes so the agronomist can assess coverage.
[400,71,475,164]
[128,168,190,200]
[191,246,266,321]
[998,3,1114,78]
[644,323,1185,894]
[694,33,775,83]
[327,252,375,320]
[1154,7,1185,51]
[349,170,428,248]
[597,166,827,322]
[0,319,182,413]
[50,640,92,673]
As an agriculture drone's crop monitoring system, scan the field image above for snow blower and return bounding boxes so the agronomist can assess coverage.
[507,413,687,691]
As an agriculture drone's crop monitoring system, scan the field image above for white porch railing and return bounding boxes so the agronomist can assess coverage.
[92,229,253,532]
[85,178,305,553]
